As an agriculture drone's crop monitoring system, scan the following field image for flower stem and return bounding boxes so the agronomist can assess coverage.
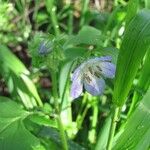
[67,0,73,34]
[51,71,68,150]
[46,0,60,36]
[80,0,89,27]
[106,105,121,150]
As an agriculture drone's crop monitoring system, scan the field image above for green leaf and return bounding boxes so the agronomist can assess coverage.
[112,88,150,150]
[134,49,150,101]
[59,61,74,98]
[28,113,57,128]
[64,26,102,47]
[64,47,87,60]
[113,9,150,106]
[0,45,43,108]
[128,49,150,115]
[125,0,139,26]
[39,127,87,150]
[0,45,29,75]
[0,97,42,150]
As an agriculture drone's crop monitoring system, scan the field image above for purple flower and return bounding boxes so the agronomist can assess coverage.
[70,56,116,99]
[38,40,53,55]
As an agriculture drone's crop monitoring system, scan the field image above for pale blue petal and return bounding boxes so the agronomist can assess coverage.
[84,77,105,96]
[71,77,83,99]
[71,66,81,81]
[99,62,116,78]
[94,56,112,62]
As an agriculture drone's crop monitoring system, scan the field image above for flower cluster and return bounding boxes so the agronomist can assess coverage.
[71,56,116,99]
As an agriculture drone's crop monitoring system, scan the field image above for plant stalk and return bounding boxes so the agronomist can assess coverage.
[106,106,121,150]
[46,0,60,36]
[51,71,68,150]
[79,0,89,28]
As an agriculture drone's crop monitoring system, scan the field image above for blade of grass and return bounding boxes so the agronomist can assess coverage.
[0,45,43,108]
[128,48,150,116]
[45,0,60,36]
[125,0,139,27]
[113,88,150,150]
[79,0,89,28]
[113,9,150,106]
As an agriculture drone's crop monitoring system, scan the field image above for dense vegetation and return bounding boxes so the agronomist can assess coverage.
[0,0,150,150]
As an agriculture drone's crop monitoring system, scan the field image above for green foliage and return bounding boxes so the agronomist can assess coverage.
[125,0,139,26]
[113,9,150,106]
[0,97,42,150]
[29,33,65,71]
[0,1,150,150]
[113,88,150,150]
[0,45,42,108]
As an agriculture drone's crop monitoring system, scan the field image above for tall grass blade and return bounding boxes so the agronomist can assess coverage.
[113,88,150,150]
[113,9,150,106]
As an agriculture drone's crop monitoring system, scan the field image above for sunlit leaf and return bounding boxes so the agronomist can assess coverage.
[64,26,103,47]
[113,10,150,106]
[0,45,42,108]
[113,88,150,150]
[0,97,42,150]
[128,49,150,115]
[125,0,139,26]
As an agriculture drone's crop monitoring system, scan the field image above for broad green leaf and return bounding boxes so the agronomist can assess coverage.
[125,0,139,26]
[113,10,150,106]
[64,26,102,47]
[0,45,43,108]
[64,47,87,60]
[112,88,150,150]
[28,113,57,128]
[0,97,42,150]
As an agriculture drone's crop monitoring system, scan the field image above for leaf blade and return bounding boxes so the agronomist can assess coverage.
[113,9,150,106]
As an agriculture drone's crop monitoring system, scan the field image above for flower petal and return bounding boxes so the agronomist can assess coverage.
[99,62,116,78]
[84,77,105,96]
[94,56,112,62]
[71,66,81,81]
[71,77,83,99]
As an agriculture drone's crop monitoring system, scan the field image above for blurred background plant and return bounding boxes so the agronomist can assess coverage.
[0,0,150,150]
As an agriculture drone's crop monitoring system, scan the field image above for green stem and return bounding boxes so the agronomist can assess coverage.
[127,91,138,117]
[106,106,121,150]
[77,103,90,129]
[79,0,89,28]
[75,94,87,123]
[88,99,98,143]
[67,0,73,34]
[51,71,68,150]
[46,0,60,36]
